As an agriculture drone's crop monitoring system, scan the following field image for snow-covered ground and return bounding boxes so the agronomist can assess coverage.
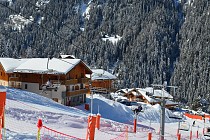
[3,87,210,139]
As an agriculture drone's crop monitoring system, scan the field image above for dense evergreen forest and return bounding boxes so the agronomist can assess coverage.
[0,0,209,111]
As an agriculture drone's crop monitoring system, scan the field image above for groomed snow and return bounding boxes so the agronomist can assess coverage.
[3,87,209,140]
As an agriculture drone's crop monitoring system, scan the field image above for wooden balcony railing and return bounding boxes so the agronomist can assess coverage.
[9,82,21,89]
[65,79,78,85]
[9,77,20,81]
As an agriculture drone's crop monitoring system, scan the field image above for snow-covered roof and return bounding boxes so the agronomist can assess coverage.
[165,100,178,106]
[0,58,27,73]
[59,55,76,59]
[137,88,159,103]
[14,58,82,74]
[91,69,117,80]
[144,87,173,99]
[131,91,140,96]
[115,88,139,95]
[137,88,175,104]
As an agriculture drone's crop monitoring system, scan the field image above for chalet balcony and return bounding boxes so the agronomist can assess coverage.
[65,79,78,85]
[78,78,90,84]
[9,77,20,81]
[66,89,89,96]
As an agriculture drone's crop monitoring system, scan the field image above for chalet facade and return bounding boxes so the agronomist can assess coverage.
[115,87,178,108]
[137,87,178,108]
[0,58,92,106]
[90,69,117,97]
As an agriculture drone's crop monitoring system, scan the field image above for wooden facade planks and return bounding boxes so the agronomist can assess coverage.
[0,64,8,81]
[91,80,112,90]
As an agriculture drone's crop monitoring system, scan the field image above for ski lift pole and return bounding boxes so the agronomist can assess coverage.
[160,95,166,140]
[177,119,180,136]
[89,81,93,115]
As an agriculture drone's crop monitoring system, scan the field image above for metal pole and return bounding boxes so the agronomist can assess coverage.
[160,82,167,140]
[160,94,166,140]
[152,81,176,140]
[149,120,151,132]
[89,81,93,115]
[177,119,180,135]
[91,90,93,115]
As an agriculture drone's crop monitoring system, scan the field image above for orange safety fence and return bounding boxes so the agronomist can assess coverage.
[204,114,210,119]
[184,113,203,120]
[40,125,85,140]
[110,126,128,140]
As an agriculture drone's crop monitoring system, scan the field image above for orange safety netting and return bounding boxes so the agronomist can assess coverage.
[204,114,210,119]
[110,126,128,140]
[41,125,85,140]
[184,113,203,120]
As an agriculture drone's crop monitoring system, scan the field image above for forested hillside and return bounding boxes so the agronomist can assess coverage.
[0,0,209,111]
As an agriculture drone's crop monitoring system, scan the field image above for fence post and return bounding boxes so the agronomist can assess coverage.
[148,132,152,140]
[86,115,96,140]
[37,119,43,140]
[0,86,6,140]
[96,113,101,130]
[133,118,137,133]
[177,129,179,136]
[196,130,199,138]
[190,130,192,140]
[177,133,181,140]
[126,126,128,140]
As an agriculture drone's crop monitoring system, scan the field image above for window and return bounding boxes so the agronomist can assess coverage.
[72,86,75,91]
[25,84,28,89]
[11,82,14,87]
[17,83,21,88]
[80,83,84,89]
[66,86,69,91]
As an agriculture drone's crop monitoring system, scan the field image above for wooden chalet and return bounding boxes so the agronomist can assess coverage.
[0,57,92,106]
[90,69,117,98]
[115,88,143,102]
[115,87,178,108]
[136,87,178,108]
[0,58,27,88]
